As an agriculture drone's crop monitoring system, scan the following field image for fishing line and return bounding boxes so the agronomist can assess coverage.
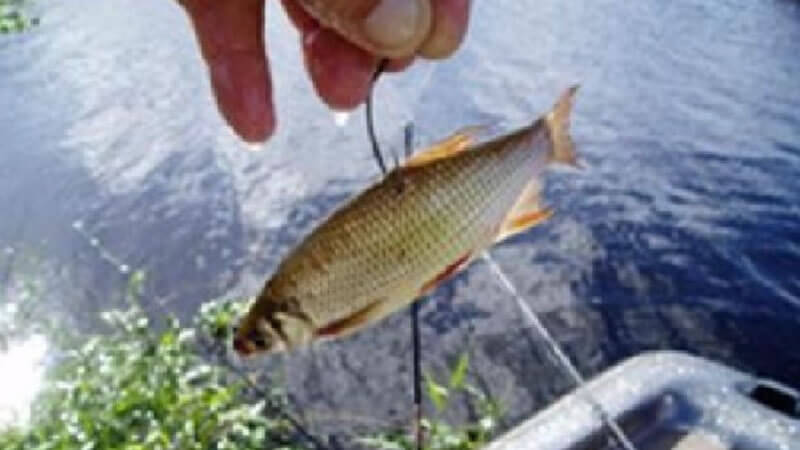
[541,1,754,446]
[404,123,424,450]
[483,253,638,450]
[367,59,425,450]
[459,3,690,447]
[411,295,423,449]
[360,3,682,446]
[72,221,132,275]
[220,361,332,450]
[197,338,334,450]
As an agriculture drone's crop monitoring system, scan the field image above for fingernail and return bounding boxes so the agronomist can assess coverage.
[363,0,426,51]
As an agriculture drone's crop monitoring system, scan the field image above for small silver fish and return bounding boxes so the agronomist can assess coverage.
[234,86,580,356]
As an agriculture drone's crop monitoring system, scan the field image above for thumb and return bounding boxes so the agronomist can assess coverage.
[294,0,432,59]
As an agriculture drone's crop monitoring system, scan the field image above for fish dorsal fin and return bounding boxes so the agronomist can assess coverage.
[402,125,488,168]
[495,181,554,243]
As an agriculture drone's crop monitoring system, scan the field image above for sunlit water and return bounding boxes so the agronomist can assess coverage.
[0,302,47,427]
[0,336,47,426]
[1,0,799,437]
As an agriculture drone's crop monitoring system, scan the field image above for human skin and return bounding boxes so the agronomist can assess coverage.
[178,0,471,144]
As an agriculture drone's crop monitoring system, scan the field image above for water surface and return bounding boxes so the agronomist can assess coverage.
[1,0,799,437]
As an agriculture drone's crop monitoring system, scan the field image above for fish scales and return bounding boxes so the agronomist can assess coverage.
[283,135,536,324]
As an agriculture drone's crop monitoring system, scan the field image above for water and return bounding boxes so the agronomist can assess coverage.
[1,0,799,437]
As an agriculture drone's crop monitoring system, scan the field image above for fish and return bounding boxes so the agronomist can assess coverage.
[233,85,581,357]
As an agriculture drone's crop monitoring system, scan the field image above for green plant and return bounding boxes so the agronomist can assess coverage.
[0,276,305,449]
[0,265,504,449]
[359,352,504,450]
[196,296,252,343]
[0,0,38,34]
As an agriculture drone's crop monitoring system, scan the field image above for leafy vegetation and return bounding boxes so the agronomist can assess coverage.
[0,0,38,34]
[0,268,503,449]
[0,274,302,449]
[359,353,503,450]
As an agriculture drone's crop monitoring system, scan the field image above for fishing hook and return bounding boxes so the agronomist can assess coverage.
[366,59,390,175]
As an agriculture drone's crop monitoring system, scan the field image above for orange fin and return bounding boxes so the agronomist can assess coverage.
[419,252,473,295]
[495,181,554,243]
[403,125,488,168]
[545,85,581,168]
[315,299,386,338]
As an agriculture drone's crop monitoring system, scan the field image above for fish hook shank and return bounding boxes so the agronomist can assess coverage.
[366,59,390,175]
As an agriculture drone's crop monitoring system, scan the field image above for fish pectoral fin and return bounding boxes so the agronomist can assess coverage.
[496,209,553,243]
[495,181,554,243]
[403,124,489,168]
[314,298,388,339]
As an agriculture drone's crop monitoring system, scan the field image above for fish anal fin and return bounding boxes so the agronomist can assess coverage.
[419,252,473,295]
[495,182,554,243]
[497,209,554,242]
[403,125,488,168]
[315,299,387,338]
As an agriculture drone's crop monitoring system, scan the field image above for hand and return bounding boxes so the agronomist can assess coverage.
[179,0,471,143]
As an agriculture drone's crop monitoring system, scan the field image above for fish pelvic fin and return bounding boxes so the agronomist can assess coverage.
[544,85,581,168]
[495,181,554,243]
[419,251,473,296]
[402,124,489,168]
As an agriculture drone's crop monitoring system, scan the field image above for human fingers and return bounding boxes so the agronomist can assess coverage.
[303,28,379,109]
[292,0,433,59]
[180,0,275,142]
[418,0,471,59]
[283,0,394,109]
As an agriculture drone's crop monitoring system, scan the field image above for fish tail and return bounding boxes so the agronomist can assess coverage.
[544,85,580,167]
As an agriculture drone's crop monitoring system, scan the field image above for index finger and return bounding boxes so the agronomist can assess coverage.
[180,0,275,143]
